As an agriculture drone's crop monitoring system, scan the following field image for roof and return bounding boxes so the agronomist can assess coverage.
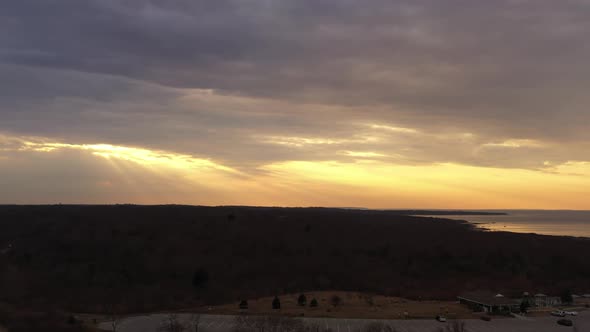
[535,293,547,297]
[458,292,520,306]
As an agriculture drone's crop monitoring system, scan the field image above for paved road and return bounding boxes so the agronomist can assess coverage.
[99,311,589,332]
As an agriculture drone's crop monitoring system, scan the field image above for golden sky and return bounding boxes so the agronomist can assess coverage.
[1,134,589,209]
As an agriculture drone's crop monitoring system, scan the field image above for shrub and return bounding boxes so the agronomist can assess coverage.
[310,298,318,307]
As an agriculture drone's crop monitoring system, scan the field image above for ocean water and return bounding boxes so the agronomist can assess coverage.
[437,210,590,238]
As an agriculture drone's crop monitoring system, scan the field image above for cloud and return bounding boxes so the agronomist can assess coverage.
[0,62,587,172]
[340,151,388,159]
[481,139,546,149]
[1,0,589,206]
[368,124,419,134]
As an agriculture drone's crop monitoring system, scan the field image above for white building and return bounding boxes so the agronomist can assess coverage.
[534,294,561,307]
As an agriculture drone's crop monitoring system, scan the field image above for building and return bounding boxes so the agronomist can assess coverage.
[458,292,520,314]
[533,294,562,307]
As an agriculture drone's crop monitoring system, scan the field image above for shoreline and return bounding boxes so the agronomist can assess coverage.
[433,213,590,239]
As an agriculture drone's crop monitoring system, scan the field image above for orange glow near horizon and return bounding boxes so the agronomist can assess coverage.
[260,160,590,209]
[2,135,590,209]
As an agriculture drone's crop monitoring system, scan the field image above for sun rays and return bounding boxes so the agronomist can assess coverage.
[1,133,589,208]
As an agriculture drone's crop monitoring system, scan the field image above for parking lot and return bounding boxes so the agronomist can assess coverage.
[99,311,588,331]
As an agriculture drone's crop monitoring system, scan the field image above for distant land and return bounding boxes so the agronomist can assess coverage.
[387,210,507,216]
[101,204,507,216]
[320,207,507,216]
[1,205,589,316]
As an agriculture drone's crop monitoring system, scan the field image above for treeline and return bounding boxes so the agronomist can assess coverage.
[0,205,589,314]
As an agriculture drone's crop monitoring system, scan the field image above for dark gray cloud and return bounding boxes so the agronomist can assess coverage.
[1,0,589,171]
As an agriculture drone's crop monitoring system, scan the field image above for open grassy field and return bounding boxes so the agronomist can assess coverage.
[203,291,475,319]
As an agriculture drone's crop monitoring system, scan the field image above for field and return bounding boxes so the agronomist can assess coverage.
[206,291,474,319]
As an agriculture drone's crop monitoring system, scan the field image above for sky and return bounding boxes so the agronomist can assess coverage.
[1,0,590,209]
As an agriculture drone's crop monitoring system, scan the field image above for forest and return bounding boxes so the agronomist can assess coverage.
[0,205,589,325]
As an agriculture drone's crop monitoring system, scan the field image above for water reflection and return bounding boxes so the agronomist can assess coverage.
[428,210,590,238]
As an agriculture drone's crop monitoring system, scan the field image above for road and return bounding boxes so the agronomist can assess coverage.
[98,311,589,331]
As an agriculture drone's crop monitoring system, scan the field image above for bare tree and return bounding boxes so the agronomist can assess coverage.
[304,323,333,332]
[330,295,342,307]
[362,322,397,332]
[232,316,308,332]
[433,321,467,332]
[158,314,187,332]
[231,315,254,332]
[188,314,201,332]
[105,302,122,332]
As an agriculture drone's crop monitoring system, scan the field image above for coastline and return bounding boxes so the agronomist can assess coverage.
[431,210,590,239]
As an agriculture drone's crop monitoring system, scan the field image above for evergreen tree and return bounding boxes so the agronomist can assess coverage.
[272,296,281,309]
[310,298,318,307]
[239,300,248,310]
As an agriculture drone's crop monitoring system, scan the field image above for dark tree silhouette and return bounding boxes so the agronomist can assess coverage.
[331,295,342,307]
[272,296,281,310]
[560,289,573,304]
[192,268,209,289]
[67,315,77,325]
[310,298,319,307]
[239,300,248,310]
